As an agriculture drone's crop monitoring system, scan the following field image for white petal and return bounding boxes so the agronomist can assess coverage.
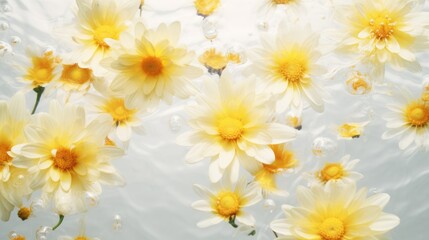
[369,213,400,232]
[197,216,224,228]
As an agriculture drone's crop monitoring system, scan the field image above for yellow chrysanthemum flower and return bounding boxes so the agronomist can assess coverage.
[383,95,429,151]
[64,0,138,75]
[12,101,125,215]
[334,0,429,79]
[55,63,95,96]
[0,93,33,221]
[252,144,297,196]
[192,177,261,228]
[337,121,369,139]
[178,74,297,182]
[194,0,221,17]
[106,21,203,107]
[271,184,400,239]
[247,23,326,113]
[20,48,61,88]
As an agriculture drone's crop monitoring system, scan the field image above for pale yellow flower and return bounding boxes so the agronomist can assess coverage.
[334,0,429,79]
[0,93,33,221]
[247,22,326,113]
[192,177,261,228]
[12,101,125,215]
[178,74,297,182]
[106,22,203,108]
[64,0,139,75]
[271,183,400,239]
[194,0,221,17]
[55,63,95,96]
[337,121,369,139]
[58,218,100,240]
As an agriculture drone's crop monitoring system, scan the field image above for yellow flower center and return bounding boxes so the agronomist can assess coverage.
[199,48,228,70]
[275,49,309,85]
[11,236,26,240]
[25,53,57,86]
[255,169,276,191]
[218,117,244,141]
[141,56,164,77]
[338,123,362,138]
[103,98,136,125]
[0,141,12,166]
[194,0,220,16]
[94,25,120,48]
[272,0,293,4]
[319,217,345,240]
[74,237,88,240]
[369,15,395,40]
[346,71,371,95]
[278,62,305,83]
[263,145,297,174]
[61,64,92,85]
[216,191,240,217]
[405,103,429,127]
[318,163,344,183]
[53,147,78,171]
[18,207,32,221]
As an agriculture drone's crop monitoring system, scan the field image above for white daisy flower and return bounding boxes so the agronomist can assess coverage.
[192,177,262,229]
[247,22,326,113]
[178,74,297,183]
[271,183,400,239]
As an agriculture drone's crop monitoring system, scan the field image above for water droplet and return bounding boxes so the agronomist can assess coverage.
[263,199,276,212]
[257,21,269,31]
[312,137,338,158]
[86,192,99,207]
[10,36,20,45]
[0,3,12,13]
[169,115,182,132]
[285,111,302,130]
[0,41,13,56]
[0,21,9,31]
[112,214,122,231]
[36,226,51,240]
[202,17,217,40]
[8,231,18,239]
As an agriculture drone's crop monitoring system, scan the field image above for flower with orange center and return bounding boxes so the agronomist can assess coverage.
[58,218,100,240]
[0,93,33,221]
[106,22,203,108]
[383,94,429,151]
[64,0,138,74]
[12,100,125,215]
[247,22,326,113]
[192,178,261,228]
[253,144,297,196]
[271,184,400,239]
[88,81,146,142]
[199,48,229,75]
[56,64,94,96]
[306,155,363,187]
[178,74,297,183]
[334,0,429,79]
[21,49,60,88]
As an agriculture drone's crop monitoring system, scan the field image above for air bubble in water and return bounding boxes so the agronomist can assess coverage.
[312,137,338,158]
[0,3,12,13]
[36,226,51,240]
[263,199,276,212]
[169,115,183,132]
[0,21,9,31]
[112,214,122,231]
[257,21,269,31]
[10,36,20,45]
[202,17,217,40]
[0,41,13,56]
[86,192,99,207]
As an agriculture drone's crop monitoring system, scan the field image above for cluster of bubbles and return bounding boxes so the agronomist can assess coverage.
[0,0,20,56]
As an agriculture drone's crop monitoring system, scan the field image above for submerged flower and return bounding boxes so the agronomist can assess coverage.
[58,218,100,240]
[107,22,203,107]
[306,155,363,187]
[383,95,429,150]
[55,63,95,96]
[192,177,261,228]
[199,48,229,75]
[0,93,33,221]
[334,0,429,78]
[20,48,61,88]
[337,121,369,139]
[252,144,297,196]
[88,82,146,142]
[65,0,138,74]
[178,74,297,182]
[12,101,125,215]
[247,23,326,113]
[194,0,221,17]
[271,184,400,239]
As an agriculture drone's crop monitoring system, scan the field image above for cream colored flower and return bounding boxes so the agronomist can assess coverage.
[0,93,33,221]
[305,155,363,187]
[337,121,370,139]
[382,92,429,151]
[271,183,400,239]
[194,0,221,17]
[54,63,96,98]
[178,74,297,183]
[106,21,203,108]
[58,218,100,240]
[12,101,125,215]
[64,0,139,75]
[192,177,262,228]
[87,81,146,142]
[334,0,429,79]
[252,144,298,196]
[247,22,326,113]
